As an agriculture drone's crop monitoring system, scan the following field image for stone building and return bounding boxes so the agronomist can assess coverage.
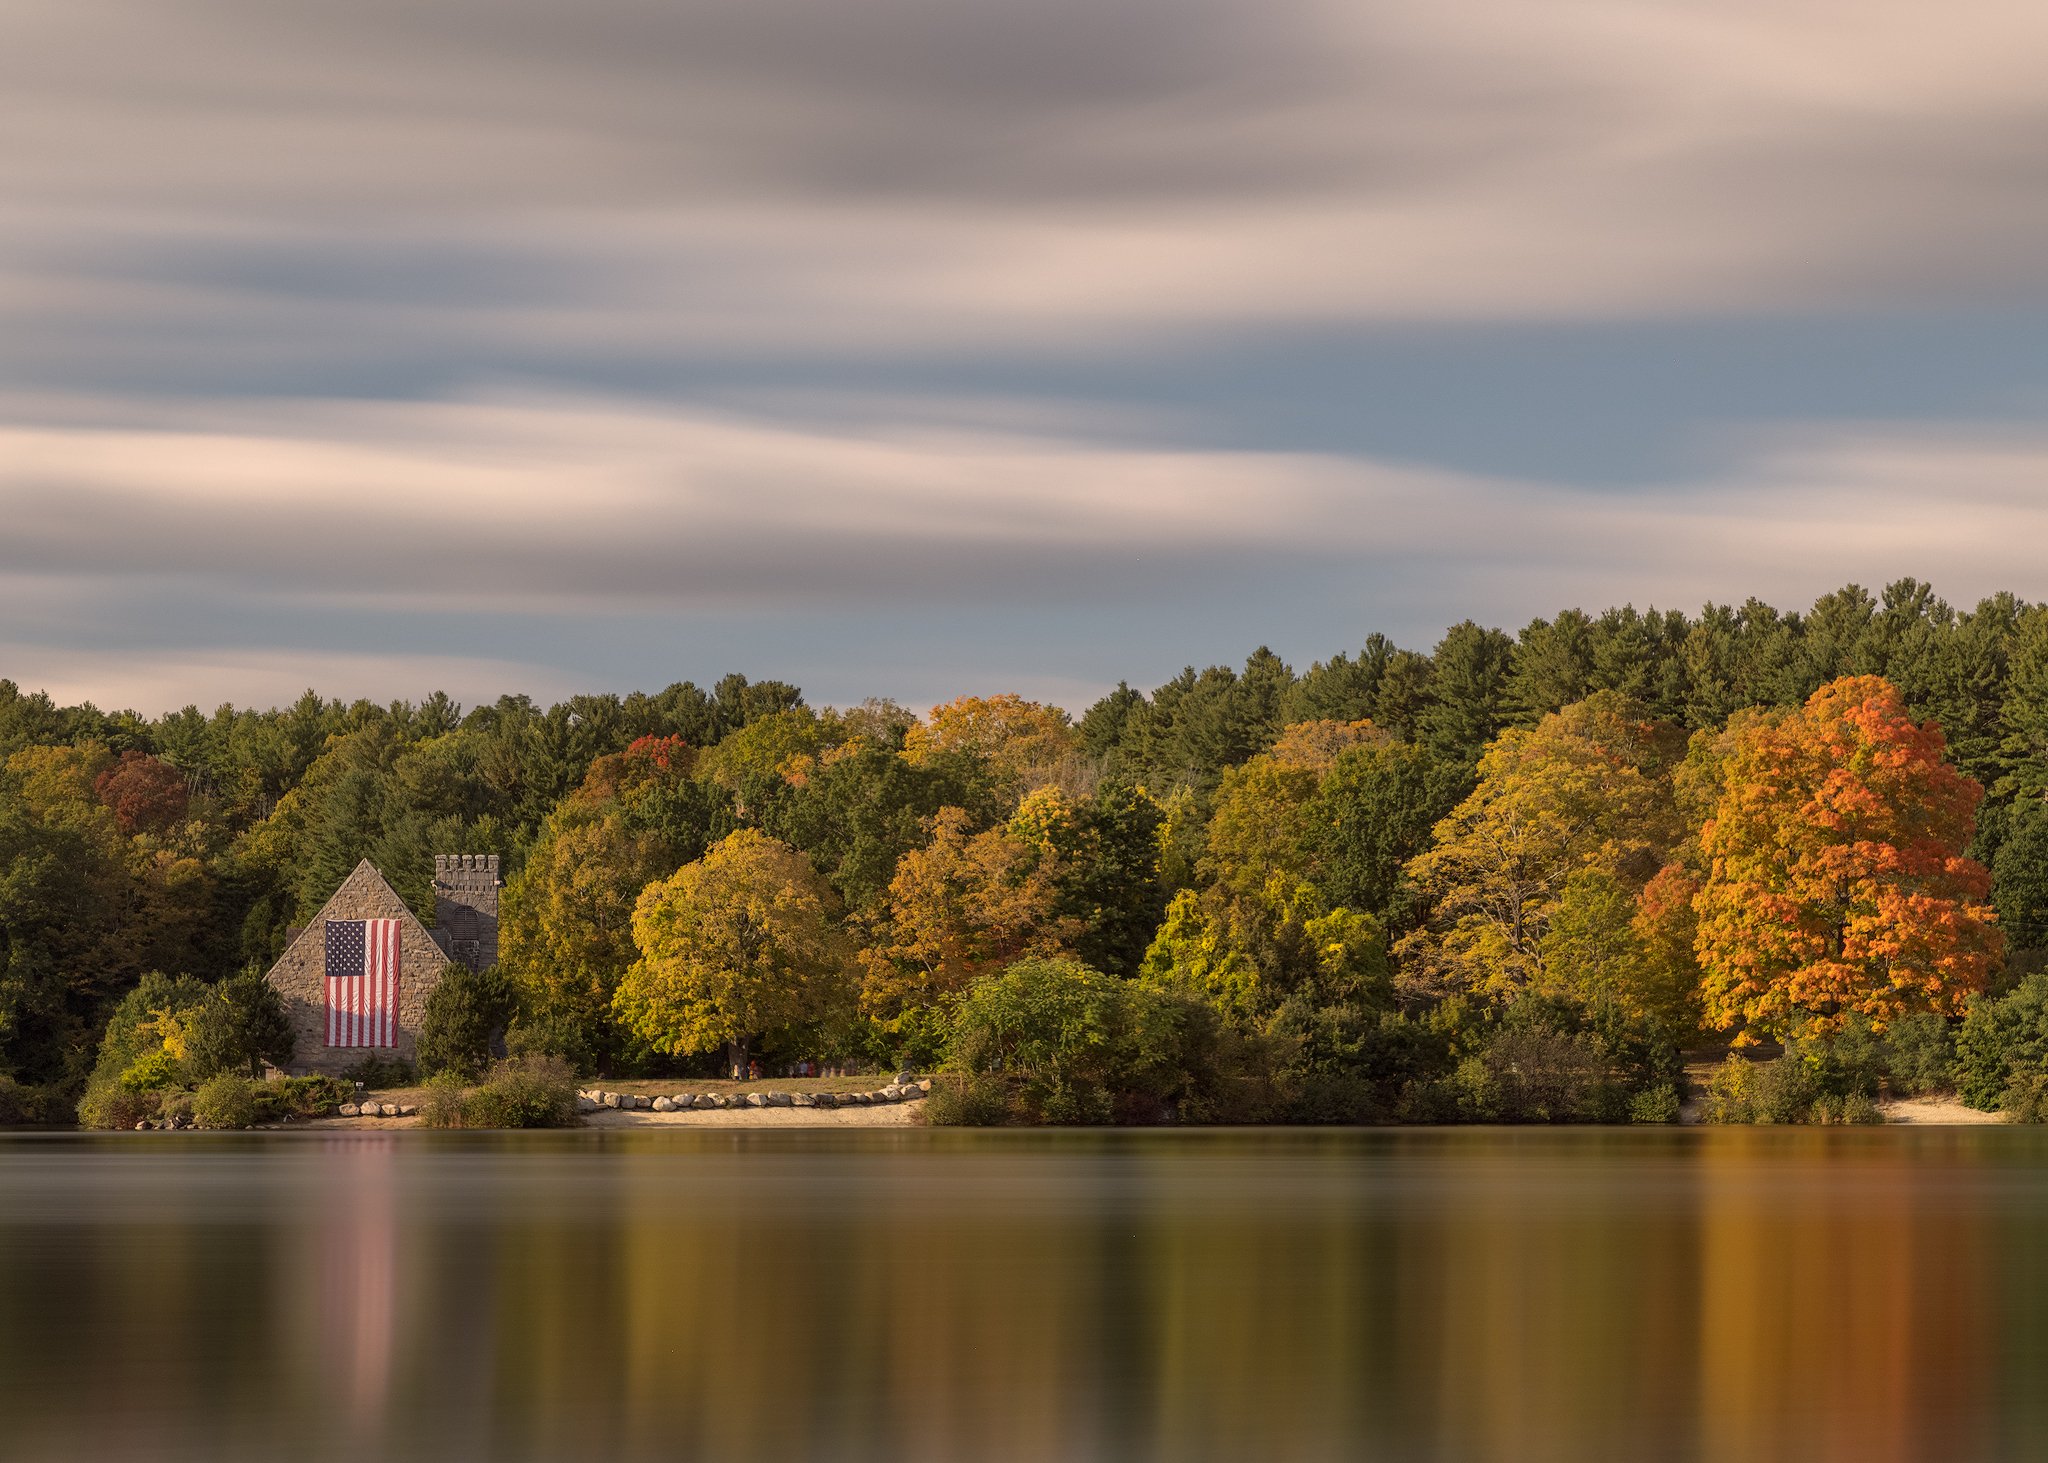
[265,854,500,1076]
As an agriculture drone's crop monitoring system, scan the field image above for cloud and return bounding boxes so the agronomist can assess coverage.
[2,390,2044,710]
[5,0,2048,389]
[5,2,2045,712]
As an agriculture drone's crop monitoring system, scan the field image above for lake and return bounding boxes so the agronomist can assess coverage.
[3,1127,2045,1462]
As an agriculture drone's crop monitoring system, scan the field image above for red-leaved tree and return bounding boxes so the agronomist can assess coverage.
[1693,676,1999,1039]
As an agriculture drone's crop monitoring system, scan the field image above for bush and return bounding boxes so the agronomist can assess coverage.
[416,963,516,1079]
[77,1076,156,1130]
[1630,1084,1682,1124]
[419,1072,469,1129]
[1957,973,2048,1110]
[459,1055,579,1129]
[1702,1055,1759,1123]
[946,957,1226,1125]
[2001,1071,2048,1123]
[191,1074,259,1130]
[921,1073,1014,1127]
[1841,1093,1885,1125]
[187,969,295,1080]
[87,972,211,1085]
[1749,1056,1817,1123]
[341,1054,416,1089]
[1883,1013,1956,1097]
[251,1075,350,1122]
[118,1049,183,1093]
[0,1075,55,1126]
[1791,1017,1883,1099]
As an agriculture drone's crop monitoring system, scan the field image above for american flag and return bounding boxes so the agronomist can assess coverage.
[326,918,402,1048]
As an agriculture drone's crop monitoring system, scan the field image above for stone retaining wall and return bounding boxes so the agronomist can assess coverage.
[576,1081,932,1114]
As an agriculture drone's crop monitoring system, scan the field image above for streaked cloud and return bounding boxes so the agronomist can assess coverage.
[3,0,2045,709]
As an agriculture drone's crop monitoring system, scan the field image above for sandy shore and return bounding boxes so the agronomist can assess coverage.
[583,1102,922,1128]
[1878,1096,2004,1125]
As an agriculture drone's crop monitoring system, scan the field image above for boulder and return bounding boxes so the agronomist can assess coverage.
[813,1093,836,1109]
[895,1071,917,1087]
[671,1094,694,1109]
[576,1096,600,1114]
[767,1092,794,1107]
[653,1097,675,1112]
[791,1093,816,1108]
[339,1103,360,1118]
[133,1121,147,1131]
[603,1092,622,1109]
[745,1092,768,1108]
[398,1105,418,1117]
[880,1085,902,1101]
[380,1103,400,1118]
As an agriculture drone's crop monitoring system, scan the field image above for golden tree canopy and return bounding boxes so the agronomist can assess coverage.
[614,829,851,1057]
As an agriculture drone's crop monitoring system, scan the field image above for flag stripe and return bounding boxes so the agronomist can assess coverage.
[325,917,403,1049]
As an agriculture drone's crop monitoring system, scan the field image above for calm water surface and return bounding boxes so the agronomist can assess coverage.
[3,1127,2046,1462]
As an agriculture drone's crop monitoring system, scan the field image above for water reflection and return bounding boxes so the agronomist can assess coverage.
[3,1129,2047,1463]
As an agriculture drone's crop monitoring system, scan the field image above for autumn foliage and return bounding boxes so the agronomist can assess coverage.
[1692,676,1999,1039]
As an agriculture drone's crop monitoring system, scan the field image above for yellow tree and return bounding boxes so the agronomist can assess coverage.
[858,807,1080,1033]
[1692,676,1998,1039]
[1202,720,1386,898]
[1398,692,1679,1000]
[901,694,1079,792]
[501,804,670,1068]
[614,830,852,1071]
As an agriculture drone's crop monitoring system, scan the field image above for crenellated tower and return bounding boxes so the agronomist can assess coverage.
[432,853,500,971]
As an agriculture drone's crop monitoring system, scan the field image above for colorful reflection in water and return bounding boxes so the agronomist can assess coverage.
[2,1128,2046,1463]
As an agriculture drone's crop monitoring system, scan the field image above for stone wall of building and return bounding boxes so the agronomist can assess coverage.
[266,859,450,1076]
[432,853,500,971]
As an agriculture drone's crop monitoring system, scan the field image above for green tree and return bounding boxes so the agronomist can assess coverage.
[186,967,295,1079]
[416,963,516,1079]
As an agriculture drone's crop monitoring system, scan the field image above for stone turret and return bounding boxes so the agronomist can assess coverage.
[433,853,500,971]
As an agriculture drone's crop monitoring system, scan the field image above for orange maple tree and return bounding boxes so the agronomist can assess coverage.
[1692,675,1999,1039]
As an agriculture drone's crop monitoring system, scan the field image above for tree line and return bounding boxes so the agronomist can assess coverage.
[8,577,2048,1124]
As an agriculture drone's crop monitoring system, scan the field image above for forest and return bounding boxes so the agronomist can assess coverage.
[8,577,2048,1126]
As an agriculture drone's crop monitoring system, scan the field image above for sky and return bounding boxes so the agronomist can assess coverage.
[6,0,2048,716]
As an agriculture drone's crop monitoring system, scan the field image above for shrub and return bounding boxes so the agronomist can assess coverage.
[341,1054,415,1089]
[1883,1013,1956,1097]
[251,1075,349,1122]
[2001,1072,2048,1123]
[1957,973,2048,1110]
[118,1049,183,1093]
[187,969,295,1079]
[1841,1093,1885,1125]
[1474,1024,1629,1123]
[191,1074,259,1130]
[419,1072,469,1129]
[1702,1055,1759,1124]
[460,1055,579,1129]
[1791,1017,1883,1099]
[416,964,516,1079]
[921,1073,1014,1127]
[0,1075,52,1126]
[89,972,210,1072]
[1749,1056,1816,1124]
[946,957,1225,1124]
[77,1076,156,1130]
[1630,1084,1682,1124]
